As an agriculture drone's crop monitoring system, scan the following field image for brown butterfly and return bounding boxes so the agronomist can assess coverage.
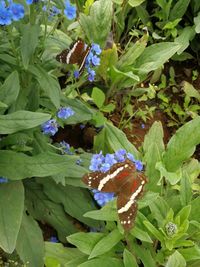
[82,159,147,231]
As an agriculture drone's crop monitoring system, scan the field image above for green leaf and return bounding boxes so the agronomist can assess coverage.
[0,181,24,253]
[143,122,164,191]
[166,251,186,267]
[25,181,76,242]
[169,0,190,20]
[190,197,200,222]
[135,42,180,75]
[45,242,86,266]
[79,257,124,267]
[138,191,159,209]
[89,229,122,259]
[143,221,164,242]
[176,205,191,223]
[163,116,200,172]
[178,246,200,261]
[0,71,20,108]
[0,111,51,134]
[131,226,153,243]
[40,179,101,227]
[156,161,182,185]
[0,151,78,180]
[84,200,117,221]
[117,34,148,68]
[94,122,139,158]
[16,212,44,267]
[132,244,157,267]
[67,233,104,255]
[194,12,200,33]
[92,87,105,108]
[123,249,138,267]
[128,0,145,7]
[29,65,60,108]
[180,171,192,206]
[149,196,169,226]
[20,24,40,69]
[79,0,113,46]
[182,81,200,101]
[175,27,196,55]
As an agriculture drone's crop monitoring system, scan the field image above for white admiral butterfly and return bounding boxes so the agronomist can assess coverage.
[82,159,147,231]
[56,39,91,74]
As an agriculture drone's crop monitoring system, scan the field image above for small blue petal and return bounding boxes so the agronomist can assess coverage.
[91,55,100,66]
[135,160,143,171]
[127,152,136,162]
[41,119,59,136]
[74,70,80,78]
[49,236,59,243]
[114,149,126,162]
[0,177,8,184]
[64,0,76,20]
[91,43,102,55]
[92,190,115,207]
[57,107,75,120]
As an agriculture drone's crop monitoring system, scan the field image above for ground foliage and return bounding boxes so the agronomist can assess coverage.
[0,0,200,266]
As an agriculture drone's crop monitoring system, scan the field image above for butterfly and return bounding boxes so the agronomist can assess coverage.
[56,39,91,74]
[82,159,147,231]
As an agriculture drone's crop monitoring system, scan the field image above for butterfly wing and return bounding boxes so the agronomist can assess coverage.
[56,48,69,63]
[117,172,147,231]
[82,160,136,193]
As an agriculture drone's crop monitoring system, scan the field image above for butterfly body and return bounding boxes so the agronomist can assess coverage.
[82,159,147,231]
[56,39,91,74]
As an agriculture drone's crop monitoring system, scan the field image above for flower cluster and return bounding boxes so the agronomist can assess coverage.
[89,149,143,207]
[85,44,102,82]
[64,0,76,20]
[41,106,74,136]
[0,1,25,25]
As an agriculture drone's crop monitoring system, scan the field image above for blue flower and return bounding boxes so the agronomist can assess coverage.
[64,0,76,20]
[57,107,74,120]
[9,2,25,21]
[114,149,126,162]
[100,163,111,172]
[92,189,115,207]
[87,68,96,82]
[92,43,102,55]
[0,177,8,183]
[60,141,73,155]
[49,236,59,243]
[89,151,104,171]
[104,153,117,166]
[41,119,58,136]
[91,55,100,66]
[26,0,40,4]
[73,70,80,79]
[0,4,12,25]
[135,160,143,171]
[127,152,136,162]
[141,123,145,129]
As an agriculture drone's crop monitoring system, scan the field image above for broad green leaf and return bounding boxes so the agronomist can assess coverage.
[180,171,192,206]
[194,12,200,33]
[0,151,78,180]
[123,249,138,267]
[45,242,85,266]
[67,233,104,255]
[79,0,113,46]
[117,34,148,68]
[178,246,200,261]
[190,197,200,222]
[84,200,117,221]
[20,24,40,69]
[25,181,76,242]
[149,196,169,226]
[40,179,101,227]
[143,221,164,242]
[0,71,20,108]
[16,213,44,267]
[132,244,157,267]
[92,87,105,108]
[98,44,118,81]
[175,27,196,55]
[128,0,145,7]
[182,81,200,101]
[0,111,51,134]
[89,229,122,259]
[163,116,200,172]
[166,251,186,267]
[138,191,159,209]
[29,65,60,108]
[131,226,153,243]
[156,161,182,185]
[111,66,140,84]
[79,257,123,267]
[45,258,60,267]
[176,205,191,223]
[0,181,24,253]
[135,42,180,75]
[143,122,164,191]
[170,0,190,20]
[94,122,139,158]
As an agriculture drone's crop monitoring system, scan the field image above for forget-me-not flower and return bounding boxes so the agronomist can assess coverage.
[41,119,59,136]
[64,0,76,20]
[57,107,74,120]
